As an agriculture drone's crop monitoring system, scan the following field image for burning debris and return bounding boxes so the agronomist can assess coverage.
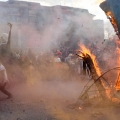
[74,45,107,105]
[71,45,120,109]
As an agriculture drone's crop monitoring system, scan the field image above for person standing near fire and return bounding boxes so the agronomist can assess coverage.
[0,59,13,99]
[0,22,12,57]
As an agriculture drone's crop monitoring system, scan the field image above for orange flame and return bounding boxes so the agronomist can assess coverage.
[78,44,101,76]
[106,11,118,33]
[113,36,120,90]
[115,46,120,90]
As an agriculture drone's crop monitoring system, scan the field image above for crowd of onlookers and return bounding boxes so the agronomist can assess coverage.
[0,34,119,88]
[1,22,119,99]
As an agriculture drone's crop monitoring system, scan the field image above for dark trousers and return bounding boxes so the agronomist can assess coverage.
[83,61,87,75]
[0,82,12,97]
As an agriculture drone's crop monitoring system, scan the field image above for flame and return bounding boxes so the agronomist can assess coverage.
[106,11,118,33]
[78,44,101,76]
[113,36,120,90]
[115,46,120,90]
[78,44,113,99]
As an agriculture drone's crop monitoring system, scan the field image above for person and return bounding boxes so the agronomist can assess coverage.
[0,22,12,57]
[0,60,13,99]
[76,52,93,76]
[65,53,73,66]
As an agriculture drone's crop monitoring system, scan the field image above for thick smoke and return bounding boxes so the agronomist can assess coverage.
[0,1,119,120]
[6,5,104,53]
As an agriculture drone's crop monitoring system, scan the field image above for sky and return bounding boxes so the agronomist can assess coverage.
[0,0,107,21]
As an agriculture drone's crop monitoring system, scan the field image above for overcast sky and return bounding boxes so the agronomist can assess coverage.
[1,0,107,21]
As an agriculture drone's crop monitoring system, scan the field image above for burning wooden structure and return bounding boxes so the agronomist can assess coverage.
[76,45,107,103]
[75,45,120,105]
[100,0,120,39]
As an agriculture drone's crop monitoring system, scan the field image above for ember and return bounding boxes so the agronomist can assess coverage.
[78,107,82,110]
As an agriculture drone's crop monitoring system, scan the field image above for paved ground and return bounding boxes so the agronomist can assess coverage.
[0,80,120,120]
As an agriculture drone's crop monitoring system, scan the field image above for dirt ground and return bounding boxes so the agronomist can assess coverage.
[0,79,120,120]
